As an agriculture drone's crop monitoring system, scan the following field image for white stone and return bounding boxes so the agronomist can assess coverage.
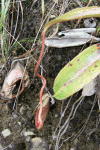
[26,136,31,142]
[24,131,35,137]
[2,129,11,138]
[70,148,75,150]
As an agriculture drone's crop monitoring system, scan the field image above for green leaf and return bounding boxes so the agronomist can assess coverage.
[96,25,100,34]
[0,0,10,34]
[4,0,10,16]
[43,6,100,33]
[53,44,100,100]
[42,0,44,16]
[2,0,4,14]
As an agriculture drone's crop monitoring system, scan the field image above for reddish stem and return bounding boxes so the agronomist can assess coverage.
[35,33,46,129]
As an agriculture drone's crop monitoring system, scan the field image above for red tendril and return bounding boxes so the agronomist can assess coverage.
[35,33,46,129]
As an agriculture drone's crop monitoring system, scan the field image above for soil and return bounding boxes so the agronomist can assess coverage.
[0,0,100,150]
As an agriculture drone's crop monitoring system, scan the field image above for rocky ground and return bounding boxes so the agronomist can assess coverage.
[0,0,100,150]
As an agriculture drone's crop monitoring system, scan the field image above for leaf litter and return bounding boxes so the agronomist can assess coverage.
[45,28,100,48]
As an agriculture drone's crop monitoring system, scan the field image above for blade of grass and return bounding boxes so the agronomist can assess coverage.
[0,0,10,56]
[42,0,44,17]
[41,0,44,23]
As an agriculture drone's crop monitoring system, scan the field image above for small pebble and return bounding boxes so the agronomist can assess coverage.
[84,18,96,28]
[55,114,58,118]
[26,136,31,142]
[18,122,21,126]
[19,106,26,115]
[2,129,11,138]
[24,131,35,137]
[28,137,49,150]
[70,148,75,150]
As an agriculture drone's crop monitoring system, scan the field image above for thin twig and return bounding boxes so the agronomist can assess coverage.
[10,2,20,46]
[71,94,97,141]
[55,96,84,150]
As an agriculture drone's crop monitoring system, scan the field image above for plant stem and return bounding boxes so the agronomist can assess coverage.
[35,33,46,129]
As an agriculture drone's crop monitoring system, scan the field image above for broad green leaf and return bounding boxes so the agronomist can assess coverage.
[43,6,100,33]
[53,44,100,100]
